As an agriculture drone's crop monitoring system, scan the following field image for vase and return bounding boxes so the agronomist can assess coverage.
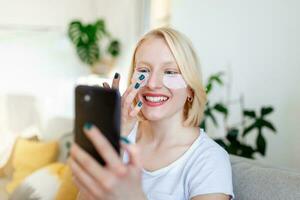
[90,56,116,77]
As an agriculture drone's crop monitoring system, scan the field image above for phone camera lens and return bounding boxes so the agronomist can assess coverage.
[84,94,91,102]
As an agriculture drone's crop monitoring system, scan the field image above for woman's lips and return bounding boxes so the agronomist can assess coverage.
[142,93,169,107]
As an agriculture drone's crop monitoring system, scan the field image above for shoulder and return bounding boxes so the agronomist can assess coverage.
[183,129,232,179]
[186,129,234,199]
[193,129,230,163]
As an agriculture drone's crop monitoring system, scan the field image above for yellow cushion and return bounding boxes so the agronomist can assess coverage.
[47,163,67,181]
[6,138,59,193]
[0,150,14,178]
[0,134,17,178]
[56,165,79,200]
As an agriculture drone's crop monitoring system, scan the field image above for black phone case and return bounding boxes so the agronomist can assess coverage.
[75,85,121,165]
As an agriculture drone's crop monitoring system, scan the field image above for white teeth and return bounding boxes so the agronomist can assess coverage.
[145,96,168,103]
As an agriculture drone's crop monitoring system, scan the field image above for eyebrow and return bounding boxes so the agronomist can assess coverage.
[136,61,177,66]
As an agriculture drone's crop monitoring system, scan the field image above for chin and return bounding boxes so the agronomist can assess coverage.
[142,111,166,121]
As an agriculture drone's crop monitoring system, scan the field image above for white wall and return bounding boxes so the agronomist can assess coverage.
[0,0,96,27]
[0,0,141,140]
[171,0,300,170]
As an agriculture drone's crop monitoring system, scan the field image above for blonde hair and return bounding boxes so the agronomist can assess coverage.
[128,27,207,127]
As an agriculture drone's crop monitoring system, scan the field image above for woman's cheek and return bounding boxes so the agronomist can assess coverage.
[130,76,135,84]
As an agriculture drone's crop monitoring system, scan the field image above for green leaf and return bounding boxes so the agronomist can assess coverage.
[95,19,106,40]
[256,133,266,155]
[239,144,255,159]
[214,103,228,118]
[209,72,224,85]
[76,43,99,65]
[261,119,276,132]
[256,118,264,129]
[95,19,106,32]
[80,31,90,44]
[68,21,82,45]
[226,128,239,142]
[243,110,256,118]
[205,72,224,94]
[261,106,274,116]
[200,120,206,130]
[211,75,223,85]
[207,110,218,127]
[243,122,257,137]
[206,83,212,94]
[227,142,240,155]
[107,40,120,57]
[84,24,99,44]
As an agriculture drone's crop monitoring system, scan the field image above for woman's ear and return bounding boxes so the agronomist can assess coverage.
[187,87,194,98]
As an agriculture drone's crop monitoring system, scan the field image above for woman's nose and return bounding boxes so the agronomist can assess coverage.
[146,72,163,89]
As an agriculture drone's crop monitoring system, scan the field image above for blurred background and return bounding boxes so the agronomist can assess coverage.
[0,0,299,175]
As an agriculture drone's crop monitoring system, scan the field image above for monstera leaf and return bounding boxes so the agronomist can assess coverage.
[68,21,82,45]
[76,43,99,65]
[68,19,120,66]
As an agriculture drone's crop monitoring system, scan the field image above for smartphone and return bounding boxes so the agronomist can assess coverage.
[75,85,121,165]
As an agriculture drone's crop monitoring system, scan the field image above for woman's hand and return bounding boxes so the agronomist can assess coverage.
[70,124,146,200]
[103,72,145,136]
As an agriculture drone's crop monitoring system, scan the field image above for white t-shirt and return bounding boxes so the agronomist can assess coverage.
[123,123,234,200]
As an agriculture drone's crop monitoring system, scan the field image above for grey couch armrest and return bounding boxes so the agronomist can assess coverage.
[230,155,300,200]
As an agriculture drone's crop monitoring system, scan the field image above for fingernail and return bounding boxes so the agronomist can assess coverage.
[120,136,131,144]
[138,101,143,107]
[134,82,140,89]
[84,122,93,130]
[139,74,145,80]
[114,72,119,79]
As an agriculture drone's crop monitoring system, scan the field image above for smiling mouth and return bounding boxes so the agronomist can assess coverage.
[143,95,169,103]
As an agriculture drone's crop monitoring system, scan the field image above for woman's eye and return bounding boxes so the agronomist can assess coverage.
[165,71,179,75]
[137,68,150,73]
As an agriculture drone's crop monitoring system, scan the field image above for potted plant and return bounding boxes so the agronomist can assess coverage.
[68,19,121,76]
[201,72,277,159]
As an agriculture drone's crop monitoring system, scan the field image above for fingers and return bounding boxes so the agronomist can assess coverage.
[83,124,126,175]
[102,82,110,88]
[73,177,94,200]
[70,158,105,199]
[121,73,146,100]
[111,72,120,89]
[122,81,141,100]
[70,144,112,181]
[122,81,145,117]
[129,100,143,117]
[102,72,120,89]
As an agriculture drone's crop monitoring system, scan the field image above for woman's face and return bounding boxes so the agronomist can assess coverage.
[133,37,192,122]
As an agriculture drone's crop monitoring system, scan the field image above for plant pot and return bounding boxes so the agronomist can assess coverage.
[91,56,116,77]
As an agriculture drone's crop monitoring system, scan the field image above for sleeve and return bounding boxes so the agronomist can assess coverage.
[188,147,234,199]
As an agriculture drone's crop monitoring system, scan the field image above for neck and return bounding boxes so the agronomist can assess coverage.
[140,111,191,146]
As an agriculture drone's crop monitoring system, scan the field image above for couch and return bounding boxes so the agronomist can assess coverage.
[230,155,300,200]
[1,152,300,200]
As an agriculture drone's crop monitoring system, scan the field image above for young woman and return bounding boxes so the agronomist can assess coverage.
[70,27,234,200]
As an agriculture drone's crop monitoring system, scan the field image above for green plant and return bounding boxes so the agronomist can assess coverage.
[201,72,277,159]
[68,19,120,66]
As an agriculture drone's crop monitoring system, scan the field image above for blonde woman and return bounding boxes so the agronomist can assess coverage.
[70,27,234,200]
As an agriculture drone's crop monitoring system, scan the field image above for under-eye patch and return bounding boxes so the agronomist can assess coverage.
[163,74,187,89]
